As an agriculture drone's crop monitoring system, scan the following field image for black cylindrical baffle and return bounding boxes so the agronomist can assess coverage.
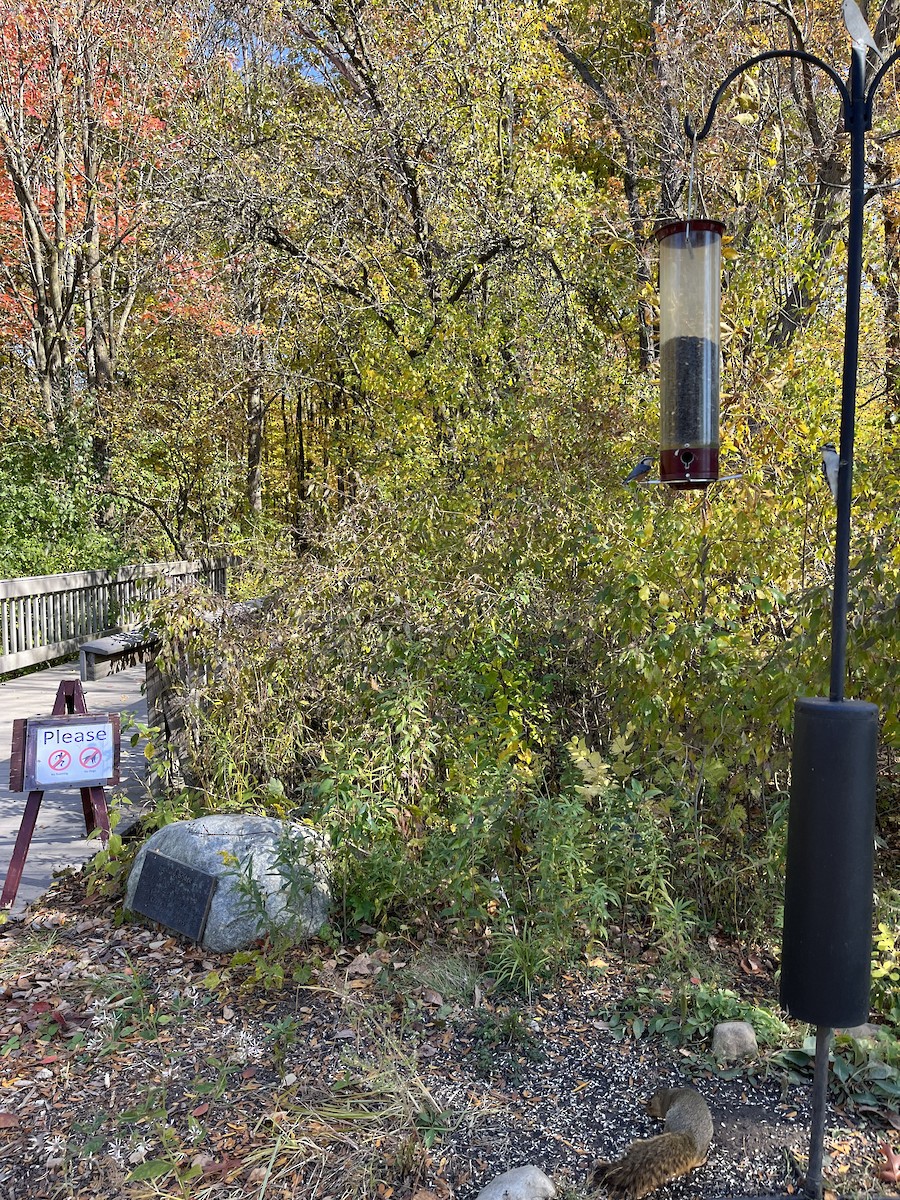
[780,697,879,1028]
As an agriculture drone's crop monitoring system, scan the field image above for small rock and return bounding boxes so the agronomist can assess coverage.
[712,1019,758,1062]
[841,1022,881,1041]
[475,1165,556,1200]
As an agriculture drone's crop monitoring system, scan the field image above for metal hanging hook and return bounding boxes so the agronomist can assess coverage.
[685,132,698,242]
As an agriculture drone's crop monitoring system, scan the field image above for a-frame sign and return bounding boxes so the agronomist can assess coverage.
[2,679,118,910]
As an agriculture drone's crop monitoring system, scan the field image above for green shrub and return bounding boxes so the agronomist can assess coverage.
[872,900,900,1029]
[143,474,897,949]
[607,980,791,1049]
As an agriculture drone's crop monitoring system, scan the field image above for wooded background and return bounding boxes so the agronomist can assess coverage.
[2,1,899,954]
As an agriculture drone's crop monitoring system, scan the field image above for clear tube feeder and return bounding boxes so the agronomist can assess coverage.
[656,219,725,489]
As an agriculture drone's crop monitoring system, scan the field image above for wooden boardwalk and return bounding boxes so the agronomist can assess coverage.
[0,661,148,916]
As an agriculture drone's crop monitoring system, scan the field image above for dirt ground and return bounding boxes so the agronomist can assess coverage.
[1,869,897,1200]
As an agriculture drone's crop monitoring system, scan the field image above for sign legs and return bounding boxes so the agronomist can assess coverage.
[83,785,110,840]
[0,790,45,909]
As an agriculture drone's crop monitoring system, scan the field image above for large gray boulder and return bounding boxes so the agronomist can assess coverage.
[124,814,330,952]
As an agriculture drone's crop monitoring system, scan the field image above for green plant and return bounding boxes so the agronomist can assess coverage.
[488,925,555,1000]
[872,904,900,1029]
[605,980,790,1051]
[122,714,180,796]
[117,1084,169,1128]
[83,829,131,901]
[466,1007,545,1079]
[224,824,325,989]
[414,1104,451,1149]
[264,1015,302,1074]
[88,961,178,1051]
[772,1030,900,1114]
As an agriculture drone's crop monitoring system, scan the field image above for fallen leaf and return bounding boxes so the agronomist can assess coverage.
[346,953,376,976]
[0,1112,20,1128]
[201,1155,244,1178]
[878,1142,900,1183]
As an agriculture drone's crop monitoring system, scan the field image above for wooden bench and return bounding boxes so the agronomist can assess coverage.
[79,629,160,682]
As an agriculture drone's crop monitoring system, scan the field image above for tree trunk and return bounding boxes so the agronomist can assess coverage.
[244,287,265,516]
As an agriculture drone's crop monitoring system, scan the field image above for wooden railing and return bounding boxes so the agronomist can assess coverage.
[0,559,230,675]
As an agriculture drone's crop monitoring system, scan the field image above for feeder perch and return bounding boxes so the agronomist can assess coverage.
[656,219,725,488]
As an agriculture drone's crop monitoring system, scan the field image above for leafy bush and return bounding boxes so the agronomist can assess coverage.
[871,902,900,1029]
[0,427,133,576]
[605,980,791,1049]
[144,456,898,949]
[773,1031,900,1114]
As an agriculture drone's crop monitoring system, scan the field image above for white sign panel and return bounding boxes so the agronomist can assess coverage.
[25,716,119,789]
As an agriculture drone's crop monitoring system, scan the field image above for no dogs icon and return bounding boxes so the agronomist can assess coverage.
[79,746,102,770]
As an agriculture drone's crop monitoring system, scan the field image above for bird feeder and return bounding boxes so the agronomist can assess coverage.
[656,219,725,488]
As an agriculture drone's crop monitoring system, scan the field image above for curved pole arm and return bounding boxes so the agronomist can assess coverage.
[864,45,900,115]
[685,49,849,142]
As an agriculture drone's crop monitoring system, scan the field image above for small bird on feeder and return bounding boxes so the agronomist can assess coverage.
[623,455,654,483]
[842,0,885,61]
[820,441,840,501]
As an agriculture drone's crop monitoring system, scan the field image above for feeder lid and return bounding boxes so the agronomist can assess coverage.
[655,218,726,241]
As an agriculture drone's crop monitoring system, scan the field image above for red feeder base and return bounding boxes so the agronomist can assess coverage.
[660,447,719,489]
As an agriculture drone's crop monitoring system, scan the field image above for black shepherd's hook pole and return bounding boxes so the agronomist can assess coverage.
[831,45,868,707]
[686,40,900,1200]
